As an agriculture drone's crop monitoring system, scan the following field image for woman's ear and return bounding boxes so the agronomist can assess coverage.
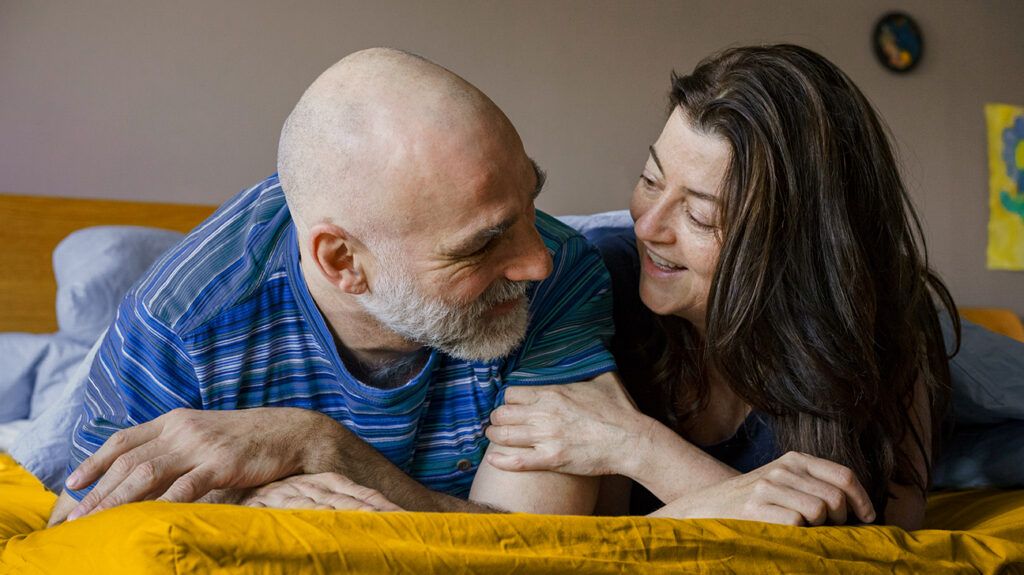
[308,223,368,295]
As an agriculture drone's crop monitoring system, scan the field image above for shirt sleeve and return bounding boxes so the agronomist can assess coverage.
[500,214,617,394]
[66,295,201,500]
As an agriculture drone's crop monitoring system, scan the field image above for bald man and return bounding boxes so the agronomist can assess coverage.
[48,48,618,525]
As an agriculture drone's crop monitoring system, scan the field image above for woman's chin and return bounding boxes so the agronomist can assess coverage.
[638,285,704,325]
[638,285,676,317]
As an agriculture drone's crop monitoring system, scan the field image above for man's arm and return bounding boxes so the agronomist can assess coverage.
[52,406,527,524]
[468,445,599,515]
[312,413,599,515]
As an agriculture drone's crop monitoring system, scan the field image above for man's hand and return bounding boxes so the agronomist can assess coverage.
[652,451,876,526]
[62,407,329,521]
[243,472,403,512]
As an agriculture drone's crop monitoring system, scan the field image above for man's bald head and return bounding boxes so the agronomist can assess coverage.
[278,47,519,245]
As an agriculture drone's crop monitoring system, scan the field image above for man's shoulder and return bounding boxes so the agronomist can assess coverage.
[129,175,296,334]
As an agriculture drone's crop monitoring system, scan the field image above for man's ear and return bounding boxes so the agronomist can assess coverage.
[308,223,368,295]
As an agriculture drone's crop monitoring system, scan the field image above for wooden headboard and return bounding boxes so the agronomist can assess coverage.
[1,193,1021,342]
[0,193,216,333]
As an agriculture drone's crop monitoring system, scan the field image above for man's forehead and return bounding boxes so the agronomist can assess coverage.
[434,157,544,255]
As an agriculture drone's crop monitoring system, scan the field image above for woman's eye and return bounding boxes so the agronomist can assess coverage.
[685,206,716,231]
[639,174,656,188]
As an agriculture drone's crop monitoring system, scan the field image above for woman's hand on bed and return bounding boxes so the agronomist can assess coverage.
[242,472,403,512]
[651,451,877,526]
[64,407,336,521]
[484,373,655,477]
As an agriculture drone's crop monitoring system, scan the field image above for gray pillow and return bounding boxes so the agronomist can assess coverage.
[4,226,185,489]
[53,226,184,345]
[0,333,51,423]
[9,332,104,492]
[943,316,1024,424]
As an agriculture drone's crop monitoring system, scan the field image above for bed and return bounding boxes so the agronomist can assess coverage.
[1,192,1023,574]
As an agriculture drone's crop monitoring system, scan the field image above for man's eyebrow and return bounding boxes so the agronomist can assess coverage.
[445,159,545,256]
[648,144,719,204]
[447,221,511,256]
[530,158,546,200]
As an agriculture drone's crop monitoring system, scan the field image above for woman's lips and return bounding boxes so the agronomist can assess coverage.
[642,248,687,278]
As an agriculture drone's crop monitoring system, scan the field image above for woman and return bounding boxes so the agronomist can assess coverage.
[485,44,958,530]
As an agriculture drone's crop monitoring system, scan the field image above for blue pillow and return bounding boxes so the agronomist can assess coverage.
[0,333,51,423]
[53,226,184,345]
[9,333,103,491]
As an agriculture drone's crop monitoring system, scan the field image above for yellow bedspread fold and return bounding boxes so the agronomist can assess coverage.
[1,455,1021,574]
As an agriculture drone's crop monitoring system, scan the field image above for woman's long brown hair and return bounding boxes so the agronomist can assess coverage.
[631,45,959,519]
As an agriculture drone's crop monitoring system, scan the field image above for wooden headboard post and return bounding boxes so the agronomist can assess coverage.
[0,193,215,333]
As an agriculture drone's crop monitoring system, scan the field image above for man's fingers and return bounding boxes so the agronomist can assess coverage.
[67,440,177,519]
[157,467,219,503]
[85,454,188,517]
[301,473,403,511]
[484,424,539,448]
[320,493,388,511]
[66,422,162,490]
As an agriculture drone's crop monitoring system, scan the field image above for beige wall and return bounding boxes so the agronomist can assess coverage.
[2,0,1022,314]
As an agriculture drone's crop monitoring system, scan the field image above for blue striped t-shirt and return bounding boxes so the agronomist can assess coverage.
[68,174,616,500]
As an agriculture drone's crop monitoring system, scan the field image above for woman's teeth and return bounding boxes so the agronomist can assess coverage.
[649,251,684,270]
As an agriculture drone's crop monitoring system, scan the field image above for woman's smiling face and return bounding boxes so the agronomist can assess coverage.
[630,107,731,330]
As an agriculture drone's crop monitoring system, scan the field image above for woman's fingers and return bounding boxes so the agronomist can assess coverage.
[752,479,830,526]
[502,386,544,406]
[764,468,848,525]
[756,504,806,527]
[484,424,541,448]
[485,447,550,472]
[786,453,876,523]
[489,404,537,426]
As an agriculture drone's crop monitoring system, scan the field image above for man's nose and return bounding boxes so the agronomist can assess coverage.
[505,228,552,283]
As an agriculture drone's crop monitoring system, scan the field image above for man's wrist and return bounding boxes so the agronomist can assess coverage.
[293,409,349,476]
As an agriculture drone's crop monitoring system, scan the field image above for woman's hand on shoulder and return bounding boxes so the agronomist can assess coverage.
[652,451,876,526]
[484,372,655,477]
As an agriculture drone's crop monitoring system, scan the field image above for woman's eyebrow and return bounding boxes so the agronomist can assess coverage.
[649,144,719,203]
[648,145,664,174]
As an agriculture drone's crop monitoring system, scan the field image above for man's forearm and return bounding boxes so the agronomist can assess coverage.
[303,412,502,513]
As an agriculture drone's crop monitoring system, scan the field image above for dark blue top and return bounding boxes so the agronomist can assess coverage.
[579,221,779,513]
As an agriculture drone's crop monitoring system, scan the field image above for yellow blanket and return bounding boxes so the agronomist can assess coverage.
[1,455,1021,574]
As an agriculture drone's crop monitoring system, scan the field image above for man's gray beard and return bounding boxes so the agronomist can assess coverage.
[359,257,531,362]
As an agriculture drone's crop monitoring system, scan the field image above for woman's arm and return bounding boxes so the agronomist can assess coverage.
[485,373,739,502]
[486,376,877,526]
[882,376,933,530]
[648,451,877,526]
